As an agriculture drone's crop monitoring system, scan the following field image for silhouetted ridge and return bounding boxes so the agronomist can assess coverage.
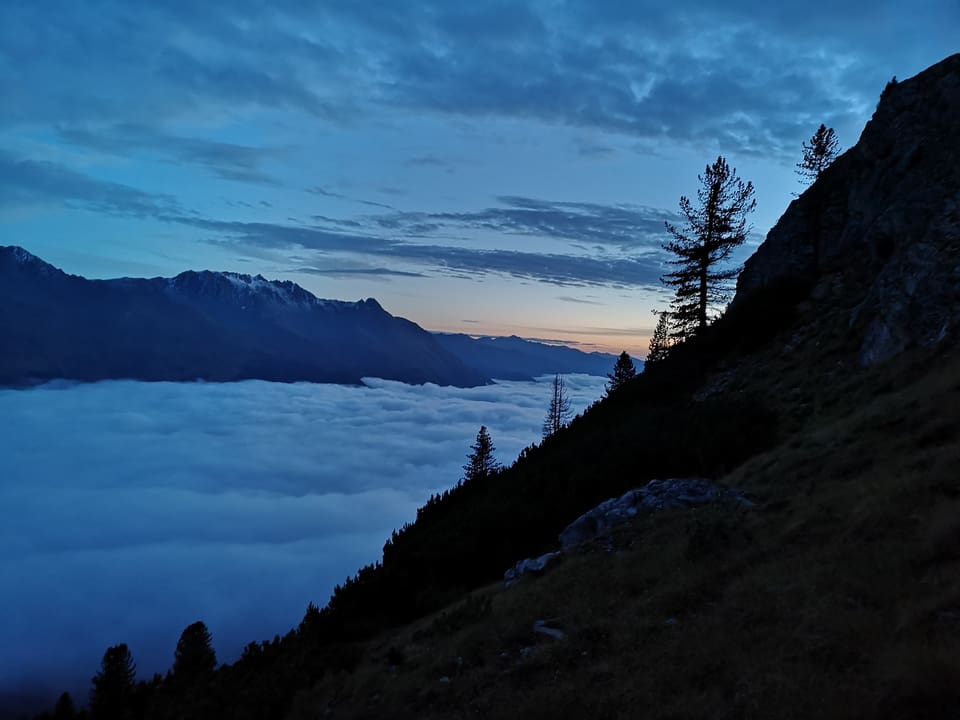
[0,249,487,387]
[734,52,960,364]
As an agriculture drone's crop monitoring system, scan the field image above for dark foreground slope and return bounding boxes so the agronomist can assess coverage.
[290,346,960,720]
[30,54,960,720]
[0,249,487,388]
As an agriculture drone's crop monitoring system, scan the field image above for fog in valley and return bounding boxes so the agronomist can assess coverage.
[0,375,605,703]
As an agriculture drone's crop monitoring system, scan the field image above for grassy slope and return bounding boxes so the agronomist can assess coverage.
[287,302,960,719]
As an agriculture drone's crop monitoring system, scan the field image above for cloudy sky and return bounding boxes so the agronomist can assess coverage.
[1,1,957,354]
[0,375,606,709]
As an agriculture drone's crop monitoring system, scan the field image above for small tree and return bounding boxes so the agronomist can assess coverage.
[90,643,136,720]
[542,374,572,438]
[52,692,77,720]
[463,426,499,482]
[797,124,840,186]
[173,620,217,681]
[605,352,636,396]
[646,311,673,365]
[663,156,756,339]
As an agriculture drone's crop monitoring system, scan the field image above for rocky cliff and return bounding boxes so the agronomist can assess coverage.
[734,53,960,365]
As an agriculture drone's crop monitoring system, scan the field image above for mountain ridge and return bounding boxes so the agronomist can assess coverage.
[0,246,486,388]
[433,332,621,380]
[0,247,616,389]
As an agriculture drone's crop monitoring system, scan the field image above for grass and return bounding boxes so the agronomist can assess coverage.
[285,341,960,720]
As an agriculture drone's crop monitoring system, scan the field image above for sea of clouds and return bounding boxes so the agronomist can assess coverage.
[0,374,605,706]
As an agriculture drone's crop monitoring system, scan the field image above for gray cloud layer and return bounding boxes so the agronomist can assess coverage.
[0,150,182,217]
[3,1,953,160]
[57,125,281,185]
[1,145,672,288]
[0,375,606,702]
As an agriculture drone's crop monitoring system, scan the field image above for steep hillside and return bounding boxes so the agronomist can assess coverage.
[288,345,960,720]
[0,249,487,388]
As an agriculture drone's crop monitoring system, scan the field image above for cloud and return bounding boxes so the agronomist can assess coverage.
[557,296,606,305]
[0,376,606,710]
[346,195,673,252]
[0,147,672,288]
[0,150,183,217]
[5,0,954,159]
[306,187,396,211]
[57,125,280,184]
[186,218,662,287]
[171,196,671,288]
[0,144,691,292]
[404,154,458,173]
[294,266,427,279]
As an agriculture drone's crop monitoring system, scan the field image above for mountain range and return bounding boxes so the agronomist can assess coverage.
[0,247,615,388]
[433,332,620,380]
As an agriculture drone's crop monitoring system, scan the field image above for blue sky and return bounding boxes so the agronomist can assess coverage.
[2,1,957,354]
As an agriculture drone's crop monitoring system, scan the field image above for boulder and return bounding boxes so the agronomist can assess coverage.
[503,551,561,589]
[559,478,751,551]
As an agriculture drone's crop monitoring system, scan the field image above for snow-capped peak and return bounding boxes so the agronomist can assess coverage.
[2,246,58,275]
[167,269,377,312]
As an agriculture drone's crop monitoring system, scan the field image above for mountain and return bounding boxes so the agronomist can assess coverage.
[433,332,621,380]
[734,53,960,366]
[0,248,487,388]
[26,54,960,720]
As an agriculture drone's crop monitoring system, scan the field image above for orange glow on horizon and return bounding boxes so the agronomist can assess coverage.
[428,320,652,359]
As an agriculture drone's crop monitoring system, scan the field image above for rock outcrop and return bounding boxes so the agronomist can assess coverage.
[503,551,561,589]
[734,54,960,365]
[503,479,750,588]
[559,479,751,551]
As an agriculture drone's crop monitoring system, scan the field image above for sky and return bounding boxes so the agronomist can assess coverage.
[0,374,607,711]
[1,2,958,355]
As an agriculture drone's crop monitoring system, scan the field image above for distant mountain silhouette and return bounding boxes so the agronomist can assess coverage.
[434,332,622,380]
[0,246,487,387]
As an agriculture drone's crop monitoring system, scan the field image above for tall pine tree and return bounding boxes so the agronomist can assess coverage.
[542,374,572,438]
[663,156,755,339]
[605,352,636,396]
[173,621,217,681]
[797,124,840,186]
[89,644,136,720]
[646,311,673,366]
[463,426,499,482]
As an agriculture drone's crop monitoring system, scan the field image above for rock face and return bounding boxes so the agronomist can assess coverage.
[558,479,751,551]
[734,54,960,365]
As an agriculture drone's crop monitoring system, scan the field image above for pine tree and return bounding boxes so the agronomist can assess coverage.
[89,643,136,720]
[173,621,217,681]
[52,692,77,720]
[605,351,636,396]
[663,156,756,339]
[463,426,499,482]
[797,124,840,186]
[542,374,572,438]
[646,311,673,365]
